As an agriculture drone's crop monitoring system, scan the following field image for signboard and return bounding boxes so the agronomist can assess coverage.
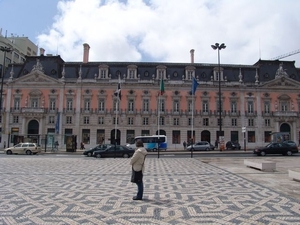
[242,127,246,133]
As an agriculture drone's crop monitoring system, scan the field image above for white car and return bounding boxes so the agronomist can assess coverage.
[4,143,42,155]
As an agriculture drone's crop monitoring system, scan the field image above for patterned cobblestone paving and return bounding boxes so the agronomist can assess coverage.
[0,157,299,224]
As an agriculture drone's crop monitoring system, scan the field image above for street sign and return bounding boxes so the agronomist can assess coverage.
[242,127,246,133]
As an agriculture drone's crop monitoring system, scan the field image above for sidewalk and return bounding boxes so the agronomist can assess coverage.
[0,148,251,155]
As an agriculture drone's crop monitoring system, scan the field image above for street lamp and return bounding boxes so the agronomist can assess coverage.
[0,46,12,112]
[211,43,226,151]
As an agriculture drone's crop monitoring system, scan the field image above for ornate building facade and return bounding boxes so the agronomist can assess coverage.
[1,44,300,150]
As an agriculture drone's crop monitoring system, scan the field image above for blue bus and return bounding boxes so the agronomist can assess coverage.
[126,135,168,151]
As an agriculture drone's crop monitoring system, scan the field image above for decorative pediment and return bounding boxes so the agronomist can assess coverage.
[11,70,62,84]
[260,76,300,88]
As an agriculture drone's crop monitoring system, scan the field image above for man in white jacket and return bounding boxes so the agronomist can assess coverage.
[130,140,147,200]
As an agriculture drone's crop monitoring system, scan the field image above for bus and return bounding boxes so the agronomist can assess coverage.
[126,135,168,151]
[270,132,290,143]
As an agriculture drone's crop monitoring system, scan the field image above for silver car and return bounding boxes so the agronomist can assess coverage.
[187,141,214,151]
[4,143,42,155]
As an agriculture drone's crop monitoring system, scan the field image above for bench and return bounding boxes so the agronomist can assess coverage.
[244,159,276,172]
[288,169,300,182]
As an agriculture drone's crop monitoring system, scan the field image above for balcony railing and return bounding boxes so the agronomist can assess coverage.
[21,107,45,113]
[272,111,298,117]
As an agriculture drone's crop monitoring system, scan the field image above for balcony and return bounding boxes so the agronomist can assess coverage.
[21,107,45,113]
[272,111,298,117]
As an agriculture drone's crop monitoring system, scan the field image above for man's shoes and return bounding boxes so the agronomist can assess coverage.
[132,197,142,200]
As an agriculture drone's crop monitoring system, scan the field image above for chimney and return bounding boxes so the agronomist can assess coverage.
[83,43,90,63]
[190,49,195,63]
[40,48,45,56]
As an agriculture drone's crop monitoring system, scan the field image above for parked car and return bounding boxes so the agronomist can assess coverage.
[253,142,298,156]
[83,144,111,157]
[226,141,241,150]
[93,145,135,158]
[186,141,214,151]
[4,143,42,155]
[282,140,298,150]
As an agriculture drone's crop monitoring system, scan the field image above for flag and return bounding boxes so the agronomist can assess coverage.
[159,78,165,95]
[114,81,121,101]
[55,112,60,134]
[190,76,198,95]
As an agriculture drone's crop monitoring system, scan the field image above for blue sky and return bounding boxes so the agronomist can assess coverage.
[1,0,300,67]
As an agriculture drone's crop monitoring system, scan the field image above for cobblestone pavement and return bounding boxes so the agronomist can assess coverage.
[0,156,299,225]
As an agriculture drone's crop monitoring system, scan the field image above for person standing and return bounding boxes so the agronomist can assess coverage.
[183,141,187,150]
[130,140,147,200]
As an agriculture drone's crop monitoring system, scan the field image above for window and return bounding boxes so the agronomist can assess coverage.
[231,101,237,113]
[113,100,119,111]
[172,130,180,144]
[187,70,194,80]
[100,69,106,78]
[265,119,270,127]
[188,100,192,112]
[98,117,104,125]
[188,118,192,126]
[13,98,20,110]
[83,116,89,124]
[128,99,134,112]
[13,116,19,124]
[67,98,73,111]
[84,99,90,111]
[129,70,135,79]
[203,118,209,126]
[264,102,270,113]
[50,98,56,110]
[281,102,288,111]
[159,116,165,125]
[128,117,134,125]
[113,117,119,125]
[202,100,208,113]
[49,116,55,124]
[159,99,165,112]
[248,118,254,126]
[97,129,105,144]
[248,131,255,142]
[247,101,254,113]
[173,118,179,126]
[98,99,105,112]
[143,99,149,112]
[173,100,180,112]
[82,129,90,144]
[231,118,237,126]
[158,70,165,79]
[66,116,72,124]
[264,131,271,142]
[143,117,149,125]
[217,118,223,126]
[31,98,38,108]
[217,101,223,113]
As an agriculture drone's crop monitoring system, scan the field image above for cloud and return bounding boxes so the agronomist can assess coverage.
[37,0,300,66]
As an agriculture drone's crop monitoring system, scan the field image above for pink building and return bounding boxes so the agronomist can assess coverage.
[1,44,300,151]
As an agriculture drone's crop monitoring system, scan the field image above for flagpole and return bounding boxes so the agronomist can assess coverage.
[115,100,118,144]
[191,86,194,158]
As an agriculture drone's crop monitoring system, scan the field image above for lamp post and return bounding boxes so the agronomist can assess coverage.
[211,43,226,151]
[0,46,12,112]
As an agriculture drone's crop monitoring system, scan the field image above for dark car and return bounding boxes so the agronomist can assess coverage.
[186,141,214,151]
[93,145,135,158]
[282,140,298,150]
[254,142,298,156]
[226,141,241,150]
[83,144,111,157]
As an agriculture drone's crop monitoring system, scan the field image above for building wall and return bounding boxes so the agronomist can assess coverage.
[1,55,300,150]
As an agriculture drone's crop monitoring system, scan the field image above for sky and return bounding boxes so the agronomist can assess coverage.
[1,0,300,67]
